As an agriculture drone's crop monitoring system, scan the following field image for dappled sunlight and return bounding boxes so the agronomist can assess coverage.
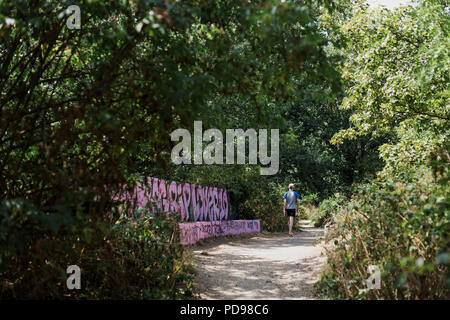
[191,221,325,299]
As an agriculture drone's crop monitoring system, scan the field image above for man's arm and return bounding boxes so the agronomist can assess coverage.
[283,199,286,216]
[296,198,300,214]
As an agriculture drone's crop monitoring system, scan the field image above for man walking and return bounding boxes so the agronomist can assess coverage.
[283,183,300,237]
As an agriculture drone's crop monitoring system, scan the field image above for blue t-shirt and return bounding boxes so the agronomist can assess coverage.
[283,190,300,209]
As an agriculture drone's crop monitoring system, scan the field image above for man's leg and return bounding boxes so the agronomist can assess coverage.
[288,216,294,234]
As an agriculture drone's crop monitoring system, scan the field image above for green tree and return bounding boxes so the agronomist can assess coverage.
[316,0,449,299]
[331,0,449,176]
[0,0,342,298]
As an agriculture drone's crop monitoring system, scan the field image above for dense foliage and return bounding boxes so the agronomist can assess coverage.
[316,169,449,299]
[315,0,449,299]
[0,0,448,299]
[0,0,342,298]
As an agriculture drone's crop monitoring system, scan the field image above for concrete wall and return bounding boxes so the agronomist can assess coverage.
[179,220,261,245]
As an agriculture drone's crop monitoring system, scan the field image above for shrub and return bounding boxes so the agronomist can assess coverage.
[306,193,346,227]
[240,184,287,232]
[0,202,194,299]
[77,211,194,299]
[242,184,313,232]
[315,168,449,299]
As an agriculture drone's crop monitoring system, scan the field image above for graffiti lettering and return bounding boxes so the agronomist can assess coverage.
[113,177,228,222]
[179,220,261,245]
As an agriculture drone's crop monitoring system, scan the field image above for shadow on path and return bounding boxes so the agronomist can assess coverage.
[190,220,325,300]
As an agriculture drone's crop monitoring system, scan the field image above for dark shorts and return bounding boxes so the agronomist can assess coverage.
[286,209,296,217]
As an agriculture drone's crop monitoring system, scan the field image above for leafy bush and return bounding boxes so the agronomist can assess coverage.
[0,203,194,299]
[242,183,314,232]
[227,168,313,232]
[238,179,287,232]
[315,168,449,299]
[78,211,195,299]
[243,190,286,232]
[305,193,346,227]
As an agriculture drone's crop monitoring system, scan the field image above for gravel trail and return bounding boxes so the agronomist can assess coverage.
[190,220,325,300]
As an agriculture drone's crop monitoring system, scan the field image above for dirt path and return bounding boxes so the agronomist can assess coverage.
[189,220,325,300]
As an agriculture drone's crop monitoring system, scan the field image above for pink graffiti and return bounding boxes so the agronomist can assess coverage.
[113,177,229,222]
[179,220,261,245]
